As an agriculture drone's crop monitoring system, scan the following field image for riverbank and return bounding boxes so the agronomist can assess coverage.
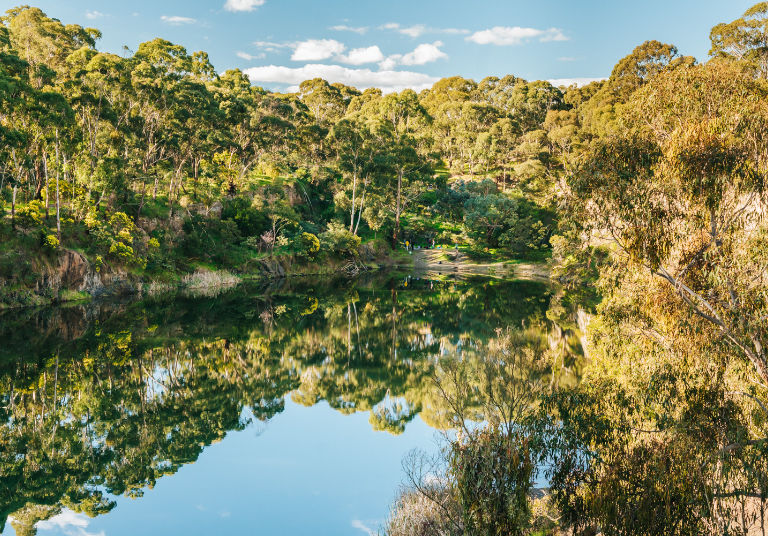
[409,247,550,279]
[0,241,547,309]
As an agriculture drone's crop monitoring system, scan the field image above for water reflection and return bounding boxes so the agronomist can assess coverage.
[0,273,583,534]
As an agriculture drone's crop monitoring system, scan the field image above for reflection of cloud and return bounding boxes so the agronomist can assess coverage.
[35,510,106,536]
[351,519,376,536]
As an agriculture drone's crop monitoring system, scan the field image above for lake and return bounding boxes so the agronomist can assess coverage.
[0,272,583,536]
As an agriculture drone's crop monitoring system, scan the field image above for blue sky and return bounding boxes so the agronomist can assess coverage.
[2,0,757,92]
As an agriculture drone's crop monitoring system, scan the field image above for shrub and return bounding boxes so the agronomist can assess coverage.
[42,234,59,251]
[16,201,45,228]
[298,232,320,258]
[463,194,519,248]
[319,221,361,257]
[86,210,146,266]
[221,197,269,237]
[449,428,534,536]
[181,214,242,265]
[386,490,455,536]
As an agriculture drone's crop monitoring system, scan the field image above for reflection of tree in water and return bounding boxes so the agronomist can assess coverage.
[0,274,581,533]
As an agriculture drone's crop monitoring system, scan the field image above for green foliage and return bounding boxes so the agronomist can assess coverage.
[221,197,269,238]
[449,428,534,535]
[319,221,361,257]
[15,201,44,228]
[298,232,320,259]
[86,210,145,267]
[42,233,58,251]
[181,214,242,265]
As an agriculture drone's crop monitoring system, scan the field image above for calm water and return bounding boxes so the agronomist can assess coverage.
[0,272,582,536]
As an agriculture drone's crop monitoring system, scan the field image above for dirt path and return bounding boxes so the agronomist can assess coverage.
[408,248,549,279]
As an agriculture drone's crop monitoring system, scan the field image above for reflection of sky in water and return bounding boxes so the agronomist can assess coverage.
[16,399,438,536]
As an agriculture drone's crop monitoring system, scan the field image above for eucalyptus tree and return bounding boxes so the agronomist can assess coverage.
[710,2,768,77]
[375,89,436,242]
[63,48,130,210]
[419,76,477,172]
[571,60,768,385]
[0,26,33,226]
[129,39,194,210]
[331,114,393,235]
[298,78,349,126]
[213,69,266,193]
[1,6,100,88]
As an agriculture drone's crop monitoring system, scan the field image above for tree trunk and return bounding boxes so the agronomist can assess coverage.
[394,168,403,243]
[136,180,147,223]
[55,134,62,241]
[349,168,358,234]
[43,153,50,220]
[354,187,366,236]
[11,184,16,230]
[56,161,62,241]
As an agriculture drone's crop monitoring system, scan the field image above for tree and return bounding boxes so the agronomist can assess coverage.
[329,117,387,235]
[570,60,768,385]
[298,78,347,126]
[710,2,768,77]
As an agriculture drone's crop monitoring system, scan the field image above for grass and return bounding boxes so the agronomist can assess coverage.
[57,289,90,303]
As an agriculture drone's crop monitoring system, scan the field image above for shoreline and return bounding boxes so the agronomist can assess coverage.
[0,247,550,310]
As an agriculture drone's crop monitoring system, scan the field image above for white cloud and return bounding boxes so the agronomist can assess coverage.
[378,41,447,69]
[338,46,385,65]
[547,77,606,87]
[224,0,266,12]
[558,56,578,62]
[236,51,266,61]
[243,64,438,93]
[85,10,104,20]
[378,56,399,70]
[33,510,105,536]
[253,40,294,53]
[441,28,471,35]
[291,39,346,61]
[160,15,196,25]
[351,519,376,536]
[540,29,569,42]
[330,25,368,35]
[467,26,568,46]
[400,41,447,65]
[399,24,427,38]
[381,23,469,37]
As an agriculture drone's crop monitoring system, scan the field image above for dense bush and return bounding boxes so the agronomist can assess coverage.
[221,197,269,238]
[181,215,242,265]
[296,232,320,259]
[449,428,535,535]
[15,201,45,228]
[85,211,146,267]
[319,221,361,258]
